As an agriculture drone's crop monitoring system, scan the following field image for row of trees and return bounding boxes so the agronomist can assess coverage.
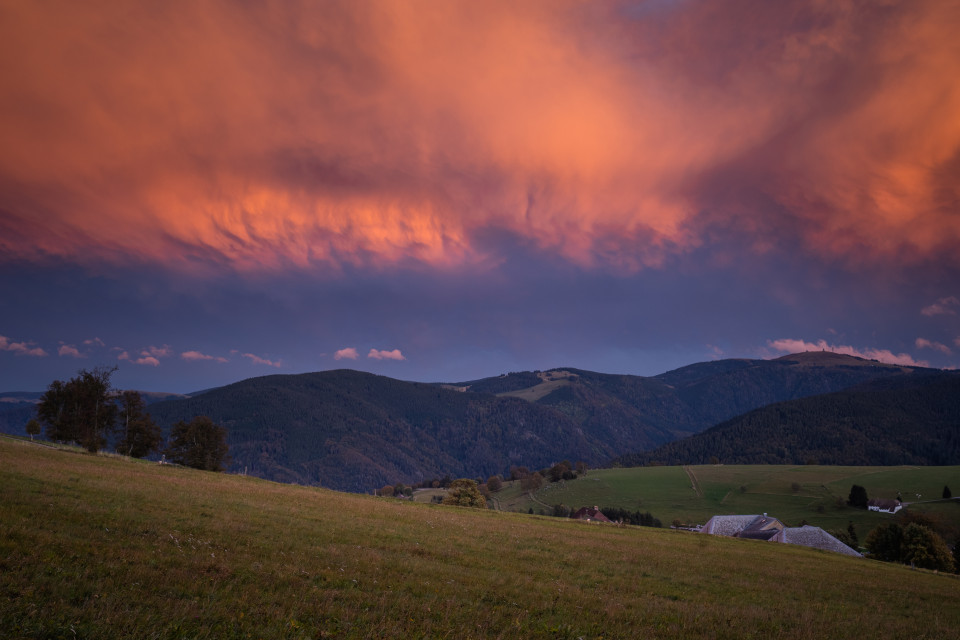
[31,367,230,471]
[865,522,955,572]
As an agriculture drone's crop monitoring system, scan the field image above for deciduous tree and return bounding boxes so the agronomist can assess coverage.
[25,418,41,441]
[165,416,231,471]
[901,523,954,572]
[442,478,487,508]
[115,390,162,458]
[36,366,118,452]
[865,522,954,572]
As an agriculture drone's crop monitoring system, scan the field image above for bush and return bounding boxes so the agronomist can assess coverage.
[442,479,487,508]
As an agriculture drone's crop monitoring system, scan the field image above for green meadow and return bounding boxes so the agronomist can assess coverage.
[500,465,960,535]
[3,436,959,639]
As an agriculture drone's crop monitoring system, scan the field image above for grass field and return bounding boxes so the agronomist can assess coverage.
[3,436,960,639]
[505,465,960,540]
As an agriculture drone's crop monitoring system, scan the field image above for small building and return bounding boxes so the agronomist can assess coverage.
[572,506,611,523]
[867,498,902,514]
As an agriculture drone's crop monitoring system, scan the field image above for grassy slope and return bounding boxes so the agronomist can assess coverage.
[509,465,960,534]
[3,437,959,640]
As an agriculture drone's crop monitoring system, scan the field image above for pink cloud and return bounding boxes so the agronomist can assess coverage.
[82,337,105,347]
[142,345,172,358]
[915,338,952,355]
[181,350,229,363]
[334,347,359,360]
[767,338,928,367]
[58,344,84,358]
[0,335,48,357]
[368,348,405,361]
[242,353,281,367]
[117,350,158,365]
[921,296,959,316]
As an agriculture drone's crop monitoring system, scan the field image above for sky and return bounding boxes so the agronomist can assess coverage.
[1,0,959,394]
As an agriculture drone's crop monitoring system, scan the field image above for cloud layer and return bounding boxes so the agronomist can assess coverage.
[1,0,958,276]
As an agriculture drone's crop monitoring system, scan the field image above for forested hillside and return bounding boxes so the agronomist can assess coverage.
[461,352,924,443]
[147,370,604,492]
[615,372,960,467]
[6,352,947,493]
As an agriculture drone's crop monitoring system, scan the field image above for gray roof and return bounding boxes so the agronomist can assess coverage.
[770,526,862,557]
[701,515,764,537]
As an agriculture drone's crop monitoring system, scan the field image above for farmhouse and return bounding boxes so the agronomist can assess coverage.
[867,498,902,514]
[770,526,862,557]
[702,514,860,557]
[572,506,611,523]
[701,514,784,540]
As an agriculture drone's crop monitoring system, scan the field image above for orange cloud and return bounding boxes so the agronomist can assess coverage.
[0,1,957,274]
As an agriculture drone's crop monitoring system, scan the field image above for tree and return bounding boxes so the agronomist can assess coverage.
[36,366,118,452]
[865,522,954,572]
[847,522,859,549]
[115,390,162,458]
[847,484,868,509]
[944,485,952,500]
[865,523,903,562]
[442,478,487,508]
[520,472,543,492]
[901,523,954,572]
[486,475,503,492]
[165,416,231,471]
[25,418,41,441]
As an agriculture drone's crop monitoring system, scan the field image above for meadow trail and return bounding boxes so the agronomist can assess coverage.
[684,465,703,498]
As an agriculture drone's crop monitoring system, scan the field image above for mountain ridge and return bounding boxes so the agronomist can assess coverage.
[2,352,950,492]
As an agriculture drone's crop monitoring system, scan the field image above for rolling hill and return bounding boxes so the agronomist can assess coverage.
[5,351,948,492]
[615,371,960,467]
[145,369,598,492]
[6,437,958,639]
[141,352,936,491]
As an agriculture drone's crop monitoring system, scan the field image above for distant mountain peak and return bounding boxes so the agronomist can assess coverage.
[772,351,909,368]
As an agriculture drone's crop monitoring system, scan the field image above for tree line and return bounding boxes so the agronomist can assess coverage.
[29,366,230,472]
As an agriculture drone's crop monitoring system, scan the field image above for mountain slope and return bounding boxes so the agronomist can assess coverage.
[615,372,960,466]
[5,352,945,492]
[147,369,603,492]
[459,352,923,443]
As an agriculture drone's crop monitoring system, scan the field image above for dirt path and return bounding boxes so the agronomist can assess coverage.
[684,465,704,498]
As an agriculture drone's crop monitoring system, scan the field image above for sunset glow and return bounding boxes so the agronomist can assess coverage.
[1,0,958,391]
